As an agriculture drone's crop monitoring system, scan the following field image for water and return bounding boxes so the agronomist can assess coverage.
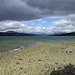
[0,36,75,53]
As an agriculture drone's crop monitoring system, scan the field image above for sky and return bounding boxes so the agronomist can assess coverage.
[0,0,75,34]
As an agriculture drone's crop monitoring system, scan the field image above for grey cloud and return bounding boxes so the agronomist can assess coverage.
[0,0,75,20]
[25,0,75,16]
[0,0,41,21]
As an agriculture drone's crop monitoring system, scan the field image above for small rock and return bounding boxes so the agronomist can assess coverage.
[66,51,73,53]
[20,67,23,70]
[69,51,73,53]
[44,63,50,68]
[16,62,20,65]
[57,67,62,70]
[55,63,59,64]
[66,51,68,53]
[38,59,44,61]
[19,58,23,60]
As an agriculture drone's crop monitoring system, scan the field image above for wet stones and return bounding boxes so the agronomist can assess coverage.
[66,51,73,53]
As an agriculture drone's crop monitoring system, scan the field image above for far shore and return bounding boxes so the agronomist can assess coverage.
[0,44,75,75]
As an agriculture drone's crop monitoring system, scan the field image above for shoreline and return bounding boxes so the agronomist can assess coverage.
[0,43,75,55]
[0,44,75,75]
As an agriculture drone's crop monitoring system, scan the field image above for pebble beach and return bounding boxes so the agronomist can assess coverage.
[0,44,75,75]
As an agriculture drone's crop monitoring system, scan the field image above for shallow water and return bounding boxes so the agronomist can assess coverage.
[0,36,75,53]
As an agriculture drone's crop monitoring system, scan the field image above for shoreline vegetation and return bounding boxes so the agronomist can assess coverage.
[0,44,75,75]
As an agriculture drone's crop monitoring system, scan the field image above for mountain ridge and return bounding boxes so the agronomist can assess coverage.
[0,31,36,36]
[53,32,75,36]
[0,31,75,36]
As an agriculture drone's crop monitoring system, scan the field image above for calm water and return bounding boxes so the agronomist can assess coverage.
[0,36,75,53]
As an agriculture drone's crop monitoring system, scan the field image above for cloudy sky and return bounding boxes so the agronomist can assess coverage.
[0,0,75,34]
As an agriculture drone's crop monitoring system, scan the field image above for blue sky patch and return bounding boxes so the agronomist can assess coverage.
[23,18,64,27]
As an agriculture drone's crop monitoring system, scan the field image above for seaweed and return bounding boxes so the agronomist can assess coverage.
[50,64,75,75]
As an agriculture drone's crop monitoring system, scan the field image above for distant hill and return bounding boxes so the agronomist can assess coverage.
[0,31,75,36]
[0,31,36,36]
[54,32,75,36]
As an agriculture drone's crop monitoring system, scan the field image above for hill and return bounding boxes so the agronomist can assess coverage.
[54,32,75,36]
[0,31,36,36]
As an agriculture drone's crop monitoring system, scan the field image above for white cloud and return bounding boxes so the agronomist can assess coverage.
[0,14,75,34]
[36,19,42,22]
[42,21,46,24]
[50,14,75,33]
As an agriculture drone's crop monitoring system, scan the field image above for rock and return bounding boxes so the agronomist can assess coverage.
[16,62,20,65]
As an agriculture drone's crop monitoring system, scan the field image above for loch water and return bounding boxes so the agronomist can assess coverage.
[0,36,75,53]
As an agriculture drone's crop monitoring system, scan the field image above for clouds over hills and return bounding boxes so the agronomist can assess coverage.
[0,0,75,34]
[0,14,75,34]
